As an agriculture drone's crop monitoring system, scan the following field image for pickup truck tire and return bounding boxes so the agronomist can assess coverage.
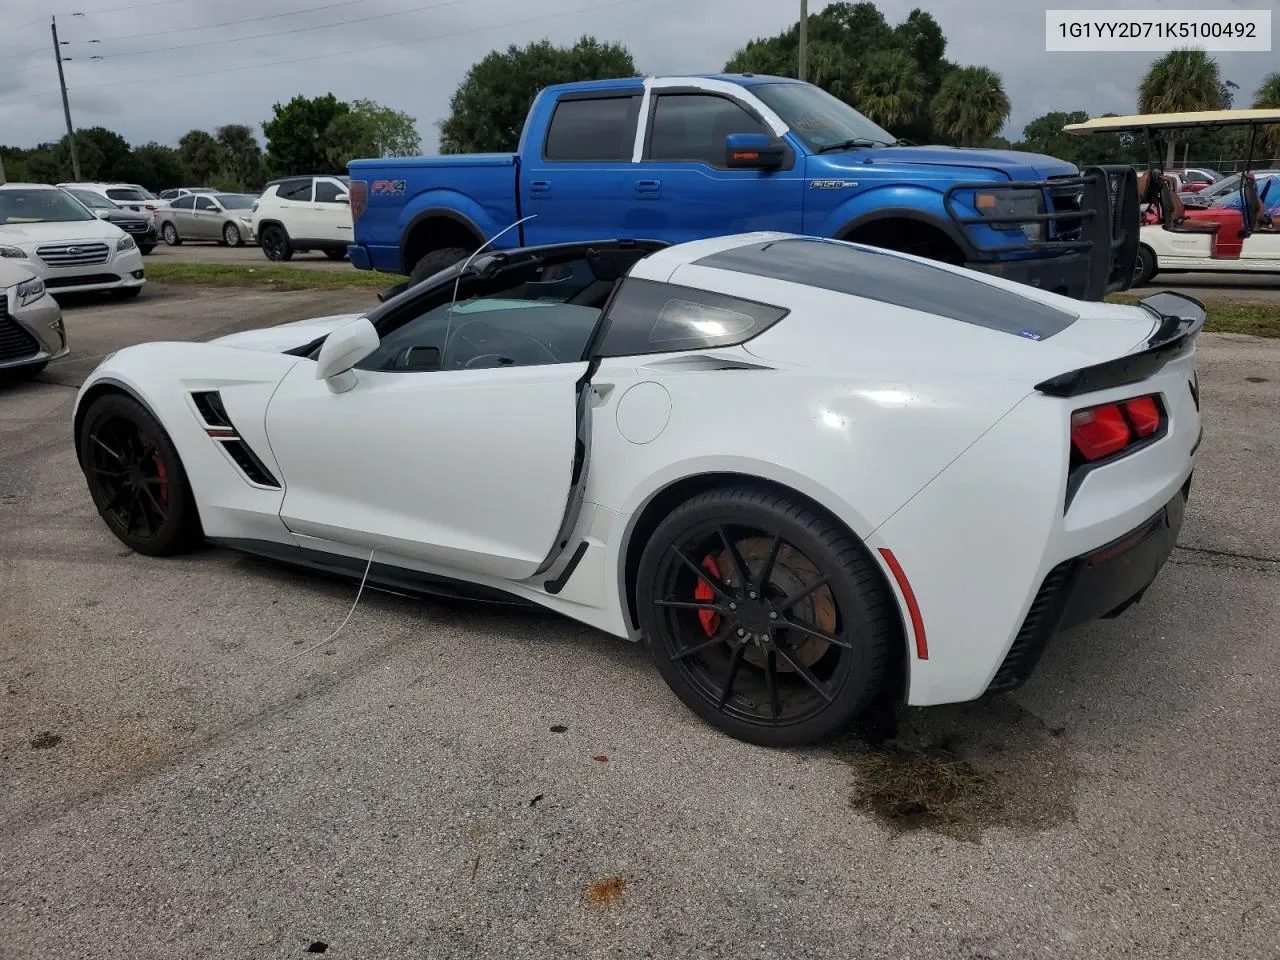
[410,247,470,285]
[260,225,293,262]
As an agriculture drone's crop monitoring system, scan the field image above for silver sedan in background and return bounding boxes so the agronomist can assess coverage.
[0,259,67,379]
[157,193,258,247]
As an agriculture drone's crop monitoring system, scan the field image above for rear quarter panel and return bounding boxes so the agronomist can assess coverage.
[348,155,521,266]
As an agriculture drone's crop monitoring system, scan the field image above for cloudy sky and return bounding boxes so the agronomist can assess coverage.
[1,0,1275,153]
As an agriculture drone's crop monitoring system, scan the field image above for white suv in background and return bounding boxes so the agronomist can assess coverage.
[250,175,352,262]
[58,182,164,227]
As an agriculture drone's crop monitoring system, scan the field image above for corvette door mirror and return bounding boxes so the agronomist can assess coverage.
[315,316,379,392]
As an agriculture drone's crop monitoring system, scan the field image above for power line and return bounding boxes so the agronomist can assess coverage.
[1,0,671,104]
[62,0,361,44]
[75,0,474,60]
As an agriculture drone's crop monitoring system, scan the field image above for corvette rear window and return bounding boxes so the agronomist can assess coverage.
[694,238,1079,341]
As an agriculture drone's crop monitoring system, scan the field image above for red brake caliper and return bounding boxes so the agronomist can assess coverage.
[153,454,169,506]
[696,556,722,636]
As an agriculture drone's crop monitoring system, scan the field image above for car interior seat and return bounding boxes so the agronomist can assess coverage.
[1158,175,1220,234]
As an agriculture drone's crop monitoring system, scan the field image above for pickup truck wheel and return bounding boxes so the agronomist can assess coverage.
[261,225,293,262]
[410,247,470,285]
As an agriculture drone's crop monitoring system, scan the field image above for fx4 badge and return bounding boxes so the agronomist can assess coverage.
[810,180,857,190]
[371,179,407,195]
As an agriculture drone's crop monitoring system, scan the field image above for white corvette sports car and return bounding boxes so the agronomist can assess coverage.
[73,233,1203,746]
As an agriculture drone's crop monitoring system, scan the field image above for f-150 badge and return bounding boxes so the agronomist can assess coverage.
[810,180,857,190]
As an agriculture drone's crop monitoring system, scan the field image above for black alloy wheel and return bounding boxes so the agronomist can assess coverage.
[637,486,896,747]
[79,393,202,555]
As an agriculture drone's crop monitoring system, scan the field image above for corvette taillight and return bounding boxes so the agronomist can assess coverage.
[1070,394,1164,461]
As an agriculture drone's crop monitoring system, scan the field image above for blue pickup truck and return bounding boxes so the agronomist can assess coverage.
[347,74,1137,300]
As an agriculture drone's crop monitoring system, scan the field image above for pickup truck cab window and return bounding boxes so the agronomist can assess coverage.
[543,94,641,162]
[646,93,770,168]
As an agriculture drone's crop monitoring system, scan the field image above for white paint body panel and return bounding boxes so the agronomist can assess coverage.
[74,231,1202,708]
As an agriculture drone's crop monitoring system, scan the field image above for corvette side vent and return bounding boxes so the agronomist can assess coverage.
[221,439,281,488]
[191,389,233,429]
[188,389,282,490]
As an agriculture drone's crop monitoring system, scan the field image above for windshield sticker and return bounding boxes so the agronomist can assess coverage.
[1018,329,1044,340]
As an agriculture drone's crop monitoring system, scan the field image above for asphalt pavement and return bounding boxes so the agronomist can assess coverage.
[1,283,1277,959]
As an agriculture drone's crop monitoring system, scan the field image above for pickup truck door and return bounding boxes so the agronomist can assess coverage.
[519,89,646,246]
[264,252,606,581]
[629,89,804,242]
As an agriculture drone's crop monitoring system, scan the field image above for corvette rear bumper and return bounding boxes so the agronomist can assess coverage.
[984,479,1189,694]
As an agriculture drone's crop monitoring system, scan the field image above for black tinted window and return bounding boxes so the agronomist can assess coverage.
[597,278,788,357]
[544,95,639,162]
[106,187,145,201]
[648,94,768,167]
[173,196,196,210]
[194,196,216,210]
[694,238,1079,340]
[315,180,344,202]
[277,179,312,201]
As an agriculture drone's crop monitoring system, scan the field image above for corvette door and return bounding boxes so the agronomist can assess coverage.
[264,266,608,582]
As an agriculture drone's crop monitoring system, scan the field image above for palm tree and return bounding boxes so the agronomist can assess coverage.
[1137,49,1229,167]
[1254,72,1280,162]
[853,49,927,130]
[930,66,1010,147]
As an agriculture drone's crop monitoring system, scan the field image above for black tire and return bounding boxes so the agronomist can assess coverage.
[636,486,896,748]
[78,392,203,556]
[162,222,181,246]
[323,248,347,261]
[261,225,293,262]
[139,243,156,255]
[409,246,470,285]
[223,223,243,247]
[1133,244,1157,286]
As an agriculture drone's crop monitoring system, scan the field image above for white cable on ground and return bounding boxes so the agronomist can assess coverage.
[276,548,375,666]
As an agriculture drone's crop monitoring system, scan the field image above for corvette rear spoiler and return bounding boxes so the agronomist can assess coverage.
[1034,291,1206,397]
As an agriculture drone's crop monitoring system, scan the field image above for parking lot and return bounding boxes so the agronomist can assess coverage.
[2,283,1278,959]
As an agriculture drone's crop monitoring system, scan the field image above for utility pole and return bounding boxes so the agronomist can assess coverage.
[798,0,808,83]
[51,15,82,181]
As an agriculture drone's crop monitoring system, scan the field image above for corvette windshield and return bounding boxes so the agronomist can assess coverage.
[751,82,895,150]
[0,188,96,224]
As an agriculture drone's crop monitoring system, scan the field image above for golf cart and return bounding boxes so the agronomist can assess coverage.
[1065,109,1280,285]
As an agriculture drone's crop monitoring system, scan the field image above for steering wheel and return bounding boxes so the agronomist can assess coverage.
[449,319,559,368]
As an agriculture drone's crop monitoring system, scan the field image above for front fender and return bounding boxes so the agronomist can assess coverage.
[76,342,304,545]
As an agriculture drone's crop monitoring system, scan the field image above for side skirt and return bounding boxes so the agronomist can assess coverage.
[208,537,538,608]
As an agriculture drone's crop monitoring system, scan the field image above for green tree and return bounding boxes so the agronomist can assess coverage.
[322,99,421,168]
[725,4,958,143]
[439,36,636,154]
[931,66,1010,146]
[852,49,927,129]
[216,124,264,190]
[1137,49,1230,166]
[178,130,223,184]
[1254,72,1280,160]
[262,93,350,176]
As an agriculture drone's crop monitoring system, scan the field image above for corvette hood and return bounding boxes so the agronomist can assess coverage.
[209,313,361,353]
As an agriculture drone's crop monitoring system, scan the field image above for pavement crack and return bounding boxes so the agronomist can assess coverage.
[1174,544,1280,565]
